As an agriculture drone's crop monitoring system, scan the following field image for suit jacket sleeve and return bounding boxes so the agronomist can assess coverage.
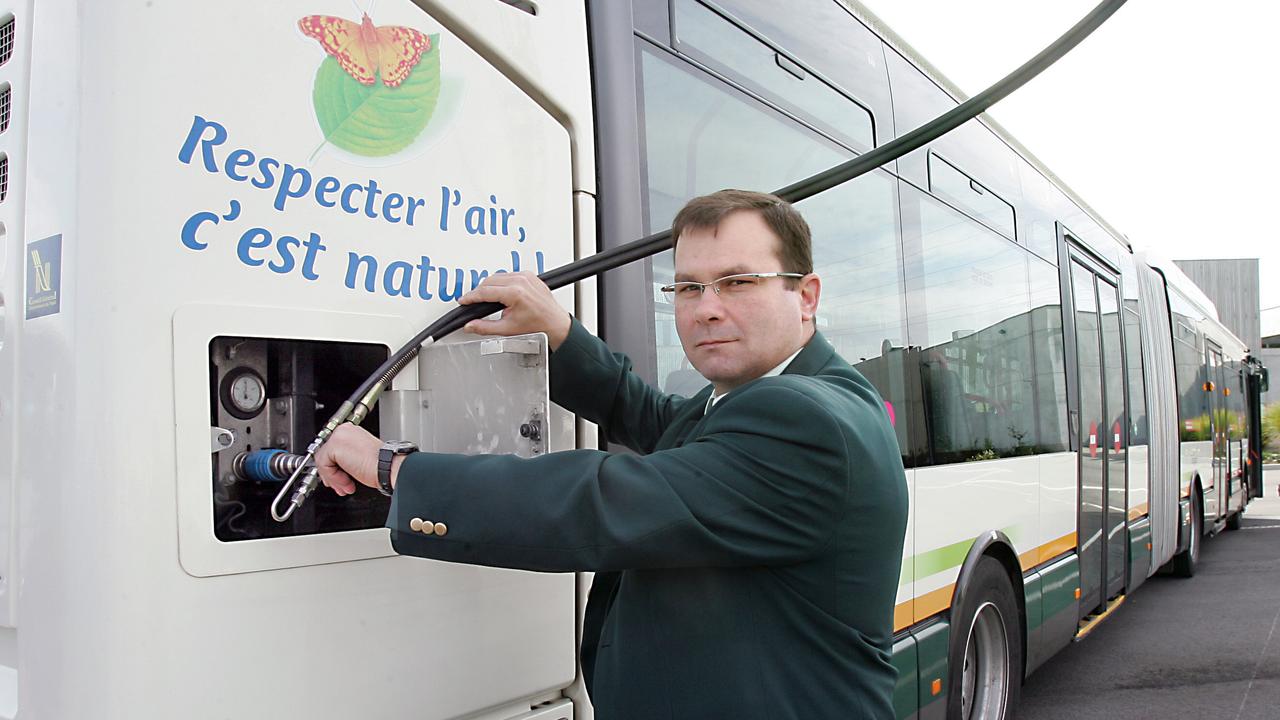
[387,381,852,572]
[548,319,693,455]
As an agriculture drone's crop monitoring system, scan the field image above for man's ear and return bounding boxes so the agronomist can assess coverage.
[798,273,821,322]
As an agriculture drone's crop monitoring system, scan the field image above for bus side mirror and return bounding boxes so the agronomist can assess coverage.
[1261,367,1270,393]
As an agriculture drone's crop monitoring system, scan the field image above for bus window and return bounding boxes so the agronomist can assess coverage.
[1029,257,1070,453]
[928,154,1016,240]
[1169,288,1208,441]
[637,44,909,458]
[671,0,874,151]
[903,185,1059,464]
[639,46,849,229]
[1123,302,1149,446]
[639,43,847,391]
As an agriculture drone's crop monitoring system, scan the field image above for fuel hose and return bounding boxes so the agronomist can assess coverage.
[272,0,1128,520]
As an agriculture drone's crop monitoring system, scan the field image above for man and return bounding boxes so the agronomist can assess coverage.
[316,190,908,718]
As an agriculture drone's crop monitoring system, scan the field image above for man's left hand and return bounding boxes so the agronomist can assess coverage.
[314,423,401,496]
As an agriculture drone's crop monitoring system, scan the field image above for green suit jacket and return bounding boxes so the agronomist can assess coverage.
[389,320,908,719]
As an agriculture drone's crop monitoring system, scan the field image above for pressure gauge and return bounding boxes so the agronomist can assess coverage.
[220,367,267,419]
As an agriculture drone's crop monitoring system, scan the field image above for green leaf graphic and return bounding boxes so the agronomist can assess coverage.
[311,34,441,157]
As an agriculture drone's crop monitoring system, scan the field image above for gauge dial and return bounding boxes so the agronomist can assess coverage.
[220,368,266,419]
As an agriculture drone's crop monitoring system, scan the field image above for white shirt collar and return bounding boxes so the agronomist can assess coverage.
[705,346,804,414]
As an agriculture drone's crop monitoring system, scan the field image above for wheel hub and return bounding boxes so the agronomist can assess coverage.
[960,602,1009,720]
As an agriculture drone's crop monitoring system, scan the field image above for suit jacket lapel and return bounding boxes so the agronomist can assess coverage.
[656,332,833,450]
[655,385,714,450]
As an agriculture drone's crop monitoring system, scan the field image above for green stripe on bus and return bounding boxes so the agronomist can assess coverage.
[903,538,974,584]
[900,525,1024,586]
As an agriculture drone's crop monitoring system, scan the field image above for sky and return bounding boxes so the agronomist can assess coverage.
[857,0,1280,317]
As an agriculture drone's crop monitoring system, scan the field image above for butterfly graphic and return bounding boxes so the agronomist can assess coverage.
[298,13,432,88]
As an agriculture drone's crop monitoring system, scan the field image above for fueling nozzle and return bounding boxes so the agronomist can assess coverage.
[232,449,323,522]
[269,338,434,522]
[270,450,323,522]
[269,400,358,522]
[286,466,323,514]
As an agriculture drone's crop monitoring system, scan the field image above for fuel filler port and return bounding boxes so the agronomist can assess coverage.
[208,336,389,542]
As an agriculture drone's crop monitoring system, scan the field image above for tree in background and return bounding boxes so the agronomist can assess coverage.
[1263,403,1280,460]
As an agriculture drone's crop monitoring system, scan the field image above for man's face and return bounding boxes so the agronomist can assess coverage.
[673,210,820,394]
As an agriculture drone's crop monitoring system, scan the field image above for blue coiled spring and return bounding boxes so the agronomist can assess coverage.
[233,449,306,483]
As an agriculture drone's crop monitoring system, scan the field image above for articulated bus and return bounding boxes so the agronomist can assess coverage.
[0,0,1265,718]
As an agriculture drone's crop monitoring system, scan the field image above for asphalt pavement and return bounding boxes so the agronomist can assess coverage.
[1020,467,1280,720]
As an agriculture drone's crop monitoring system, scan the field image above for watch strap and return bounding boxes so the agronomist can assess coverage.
[377,441,417,496]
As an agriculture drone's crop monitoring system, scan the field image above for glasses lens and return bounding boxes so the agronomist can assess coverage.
[717,275,763,294]
[663,283,702,304]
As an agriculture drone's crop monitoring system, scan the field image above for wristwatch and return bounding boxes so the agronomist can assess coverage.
[377,441,418,496]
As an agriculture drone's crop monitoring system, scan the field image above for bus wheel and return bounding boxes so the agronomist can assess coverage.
[1171,490,1202,577]
[1225,511,1242,531]
[948,557,1021,720]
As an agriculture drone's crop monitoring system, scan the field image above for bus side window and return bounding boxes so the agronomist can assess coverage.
[670,0,875,152]
[901,185,1068,465]
[635,43,911,461]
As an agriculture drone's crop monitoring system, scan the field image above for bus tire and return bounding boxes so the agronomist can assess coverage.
[947,557,1022,720]
[1171,489,1202,577]
[1225,510,1242,531]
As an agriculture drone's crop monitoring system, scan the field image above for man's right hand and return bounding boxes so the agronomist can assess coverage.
[459,272,573,350]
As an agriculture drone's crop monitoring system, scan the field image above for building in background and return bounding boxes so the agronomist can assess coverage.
[1172,258,1274,408]
[1173,259,1262,352]
[1262,306,1280,408]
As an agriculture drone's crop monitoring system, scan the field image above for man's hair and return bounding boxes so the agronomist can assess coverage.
[671,189,813,276]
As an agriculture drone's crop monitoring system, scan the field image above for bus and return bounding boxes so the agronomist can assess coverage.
[0,0,1265,718]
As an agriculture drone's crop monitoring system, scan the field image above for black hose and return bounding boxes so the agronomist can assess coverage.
[347,0,1127,405]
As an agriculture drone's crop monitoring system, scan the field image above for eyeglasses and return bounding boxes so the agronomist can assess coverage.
[659,272,805,304]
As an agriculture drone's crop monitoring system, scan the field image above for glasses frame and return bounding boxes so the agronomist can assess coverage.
[659,272,806,302]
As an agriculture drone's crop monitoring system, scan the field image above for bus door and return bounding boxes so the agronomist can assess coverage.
[1246,362,1267,499]
[1066,254,1129,613]
[1207,343,1227,513]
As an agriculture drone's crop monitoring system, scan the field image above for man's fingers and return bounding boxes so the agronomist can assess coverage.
[315,447,358,495]
[318,465,357,496]
[457,271,565,342]
[460,272,544,306]
[464,317,508,336]
[459,283,512,306]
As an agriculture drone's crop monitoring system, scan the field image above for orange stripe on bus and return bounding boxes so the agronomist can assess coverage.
[914,584,956,624]
[1018,547,1039,570]
[894,532,1079,631]
[1037,532,1077,565]
[894,601,913,632]
[893,584,955,631]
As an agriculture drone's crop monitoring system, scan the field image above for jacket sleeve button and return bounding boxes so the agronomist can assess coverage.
[409,517,424,532]
[433,522,448,537]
